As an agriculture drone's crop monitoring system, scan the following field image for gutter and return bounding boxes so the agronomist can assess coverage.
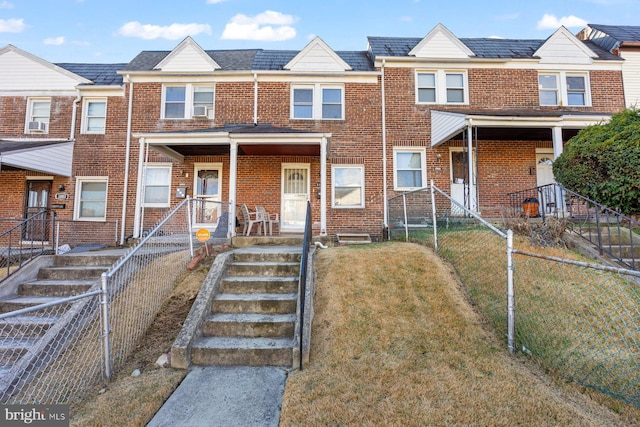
[70,90,81,140]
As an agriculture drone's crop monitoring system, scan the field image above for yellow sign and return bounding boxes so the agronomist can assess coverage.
[196,228,211,242]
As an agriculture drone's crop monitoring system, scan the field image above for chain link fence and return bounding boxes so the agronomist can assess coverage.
[0,198,231,406]
[388,184,640,407]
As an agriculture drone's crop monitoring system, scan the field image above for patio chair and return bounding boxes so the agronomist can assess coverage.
[240,203,266,236]
[256,206,280,236]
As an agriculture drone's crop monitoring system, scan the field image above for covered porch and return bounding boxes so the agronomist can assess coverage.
[430,109,611,216]
[132,125,331,238]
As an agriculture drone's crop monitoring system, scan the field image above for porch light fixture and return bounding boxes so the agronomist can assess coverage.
[58,184,65,192]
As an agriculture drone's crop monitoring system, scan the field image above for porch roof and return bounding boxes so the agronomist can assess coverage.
[430,109,612,147]
[0,139,74,176]
[133,124,331,161]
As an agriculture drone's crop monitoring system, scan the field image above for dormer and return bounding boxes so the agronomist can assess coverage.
[534,26,598,64]
[284,37,352,72]
[409,23,475,59]
[153,37,221,72]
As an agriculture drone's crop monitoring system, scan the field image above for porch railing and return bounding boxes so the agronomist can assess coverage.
[0,210,55,281]
[508,184,640,270]
[298,200,312,369]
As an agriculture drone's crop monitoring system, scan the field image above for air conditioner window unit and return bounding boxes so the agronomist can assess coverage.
[192,106,208,118]
[28,121,47,132]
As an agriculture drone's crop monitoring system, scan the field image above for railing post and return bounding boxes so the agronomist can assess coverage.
[186,196,194,258]
[595,207,603,255]
[430,180,438,251]
[402,193,408,242]
[507,229,515,354]
[101,272,112,380]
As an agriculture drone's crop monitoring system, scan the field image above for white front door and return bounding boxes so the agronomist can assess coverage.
[536,152,556,214]
[281,164,309,231]
[193,163,222,229]
[450,149,477,215]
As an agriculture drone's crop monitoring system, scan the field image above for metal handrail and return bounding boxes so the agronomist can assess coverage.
[298,200,312,369]
[0,210,56,281]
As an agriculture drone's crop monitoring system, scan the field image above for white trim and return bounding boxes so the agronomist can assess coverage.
[154,36,221,71]
[80,97,107,134]
[74,176,108,221]
[331,164,365,209]
[291,84,344,120]
[409,23,475,58]
[193,163,223,200]
[393,147,427,191]
[285,36,352,71]
[143,163,172,208]
[415,70,468,105]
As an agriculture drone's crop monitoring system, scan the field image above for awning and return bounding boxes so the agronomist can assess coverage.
[430,109,611,147]
[0,139,74,176]
[133,124,332,161]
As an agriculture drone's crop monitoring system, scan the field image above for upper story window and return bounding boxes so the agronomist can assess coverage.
[291,84,344,120]
[25,98,51,134]
[82,99,107,134]
[162,84,214,119]
[538,73,590,107]
[393,148,426,190]
[416,71,468,104]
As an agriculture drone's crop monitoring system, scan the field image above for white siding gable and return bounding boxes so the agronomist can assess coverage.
[409,23,475,59]
[285,37,352,72]
[534,27,597,64]
[0,45,90,92]
[154,37,220,72]
[621,50,640,107]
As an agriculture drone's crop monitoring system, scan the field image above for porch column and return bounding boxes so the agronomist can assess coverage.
[229,141,238,237]
[552,126,563,159]
[133,138,146,238]
[320,137,328,235]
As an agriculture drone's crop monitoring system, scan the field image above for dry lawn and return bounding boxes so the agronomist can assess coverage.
[280,242,640,426]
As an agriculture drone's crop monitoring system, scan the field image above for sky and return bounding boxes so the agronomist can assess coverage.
[1,0,639,64]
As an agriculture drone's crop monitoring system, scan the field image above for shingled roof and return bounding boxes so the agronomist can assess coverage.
[56,63,126,85]
[367,36,619,60]
[588,24,640,43]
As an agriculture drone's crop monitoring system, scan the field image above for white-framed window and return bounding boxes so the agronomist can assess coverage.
[143,163,172,208]
[81,98,107,134]
[162,84,214,119]
[74,177,107,221]
[332,165,364,208]
[416,71,468,104]
[393,148,426,190]
[25,98,51,133]
[291,84,344,120]
[538,72,590,107]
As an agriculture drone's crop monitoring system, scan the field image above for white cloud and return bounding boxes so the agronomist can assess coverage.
[207,0,226,3]
[400,16,413,22]
[488,35,505,39]
[221,10,297,41]
[0,18,25,33]
[116,21,212,40]
[0,1,14,9]
[44,36,65,46]
[537,14,588,30]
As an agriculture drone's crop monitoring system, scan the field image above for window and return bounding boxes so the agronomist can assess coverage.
[394,148,426,190]
[332,165,364,208]
[26,98,51,133]
[291,84,344,120]
[144,164,172,207]
[74,177,107,221]
[162,84,214,119]
[82,99,107,134]
[538,73,589,106]
[416,71,467,104]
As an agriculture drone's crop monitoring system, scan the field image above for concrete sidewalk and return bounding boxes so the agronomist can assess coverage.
[146,366,288,427]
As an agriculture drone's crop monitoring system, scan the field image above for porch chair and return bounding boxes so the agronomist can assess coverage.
[240,203,266,236]
[256,206,280,236]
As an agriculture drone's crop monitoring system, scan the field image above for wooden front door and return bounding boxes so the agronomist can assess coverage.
[23,180,51,241]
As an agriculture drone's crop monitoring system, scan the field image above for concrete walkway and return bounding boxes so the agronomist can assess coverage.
[146,366,288,427]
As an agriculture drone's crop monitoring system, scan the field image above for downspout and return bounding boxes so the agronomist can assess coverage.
[120,77,134,245]
[253,73,258,125]
[381,60,388,229]
[133,138,145,238]
[467,118,474,212]
[70,90,81,140]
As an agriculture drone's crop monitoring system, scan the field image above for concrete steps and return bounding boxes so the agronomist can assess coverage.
[191,246,301,367]
[0,252,120,377]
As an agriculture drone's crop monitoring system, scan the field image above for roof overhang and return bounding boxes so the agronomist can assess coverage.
[431,109,611,146]
[0,139,74,176]
[133,126,332,162]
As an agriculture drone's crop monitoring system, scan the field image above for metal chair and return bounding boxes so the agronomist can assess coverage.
[256,206,280,236]
[240,203,265,236]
